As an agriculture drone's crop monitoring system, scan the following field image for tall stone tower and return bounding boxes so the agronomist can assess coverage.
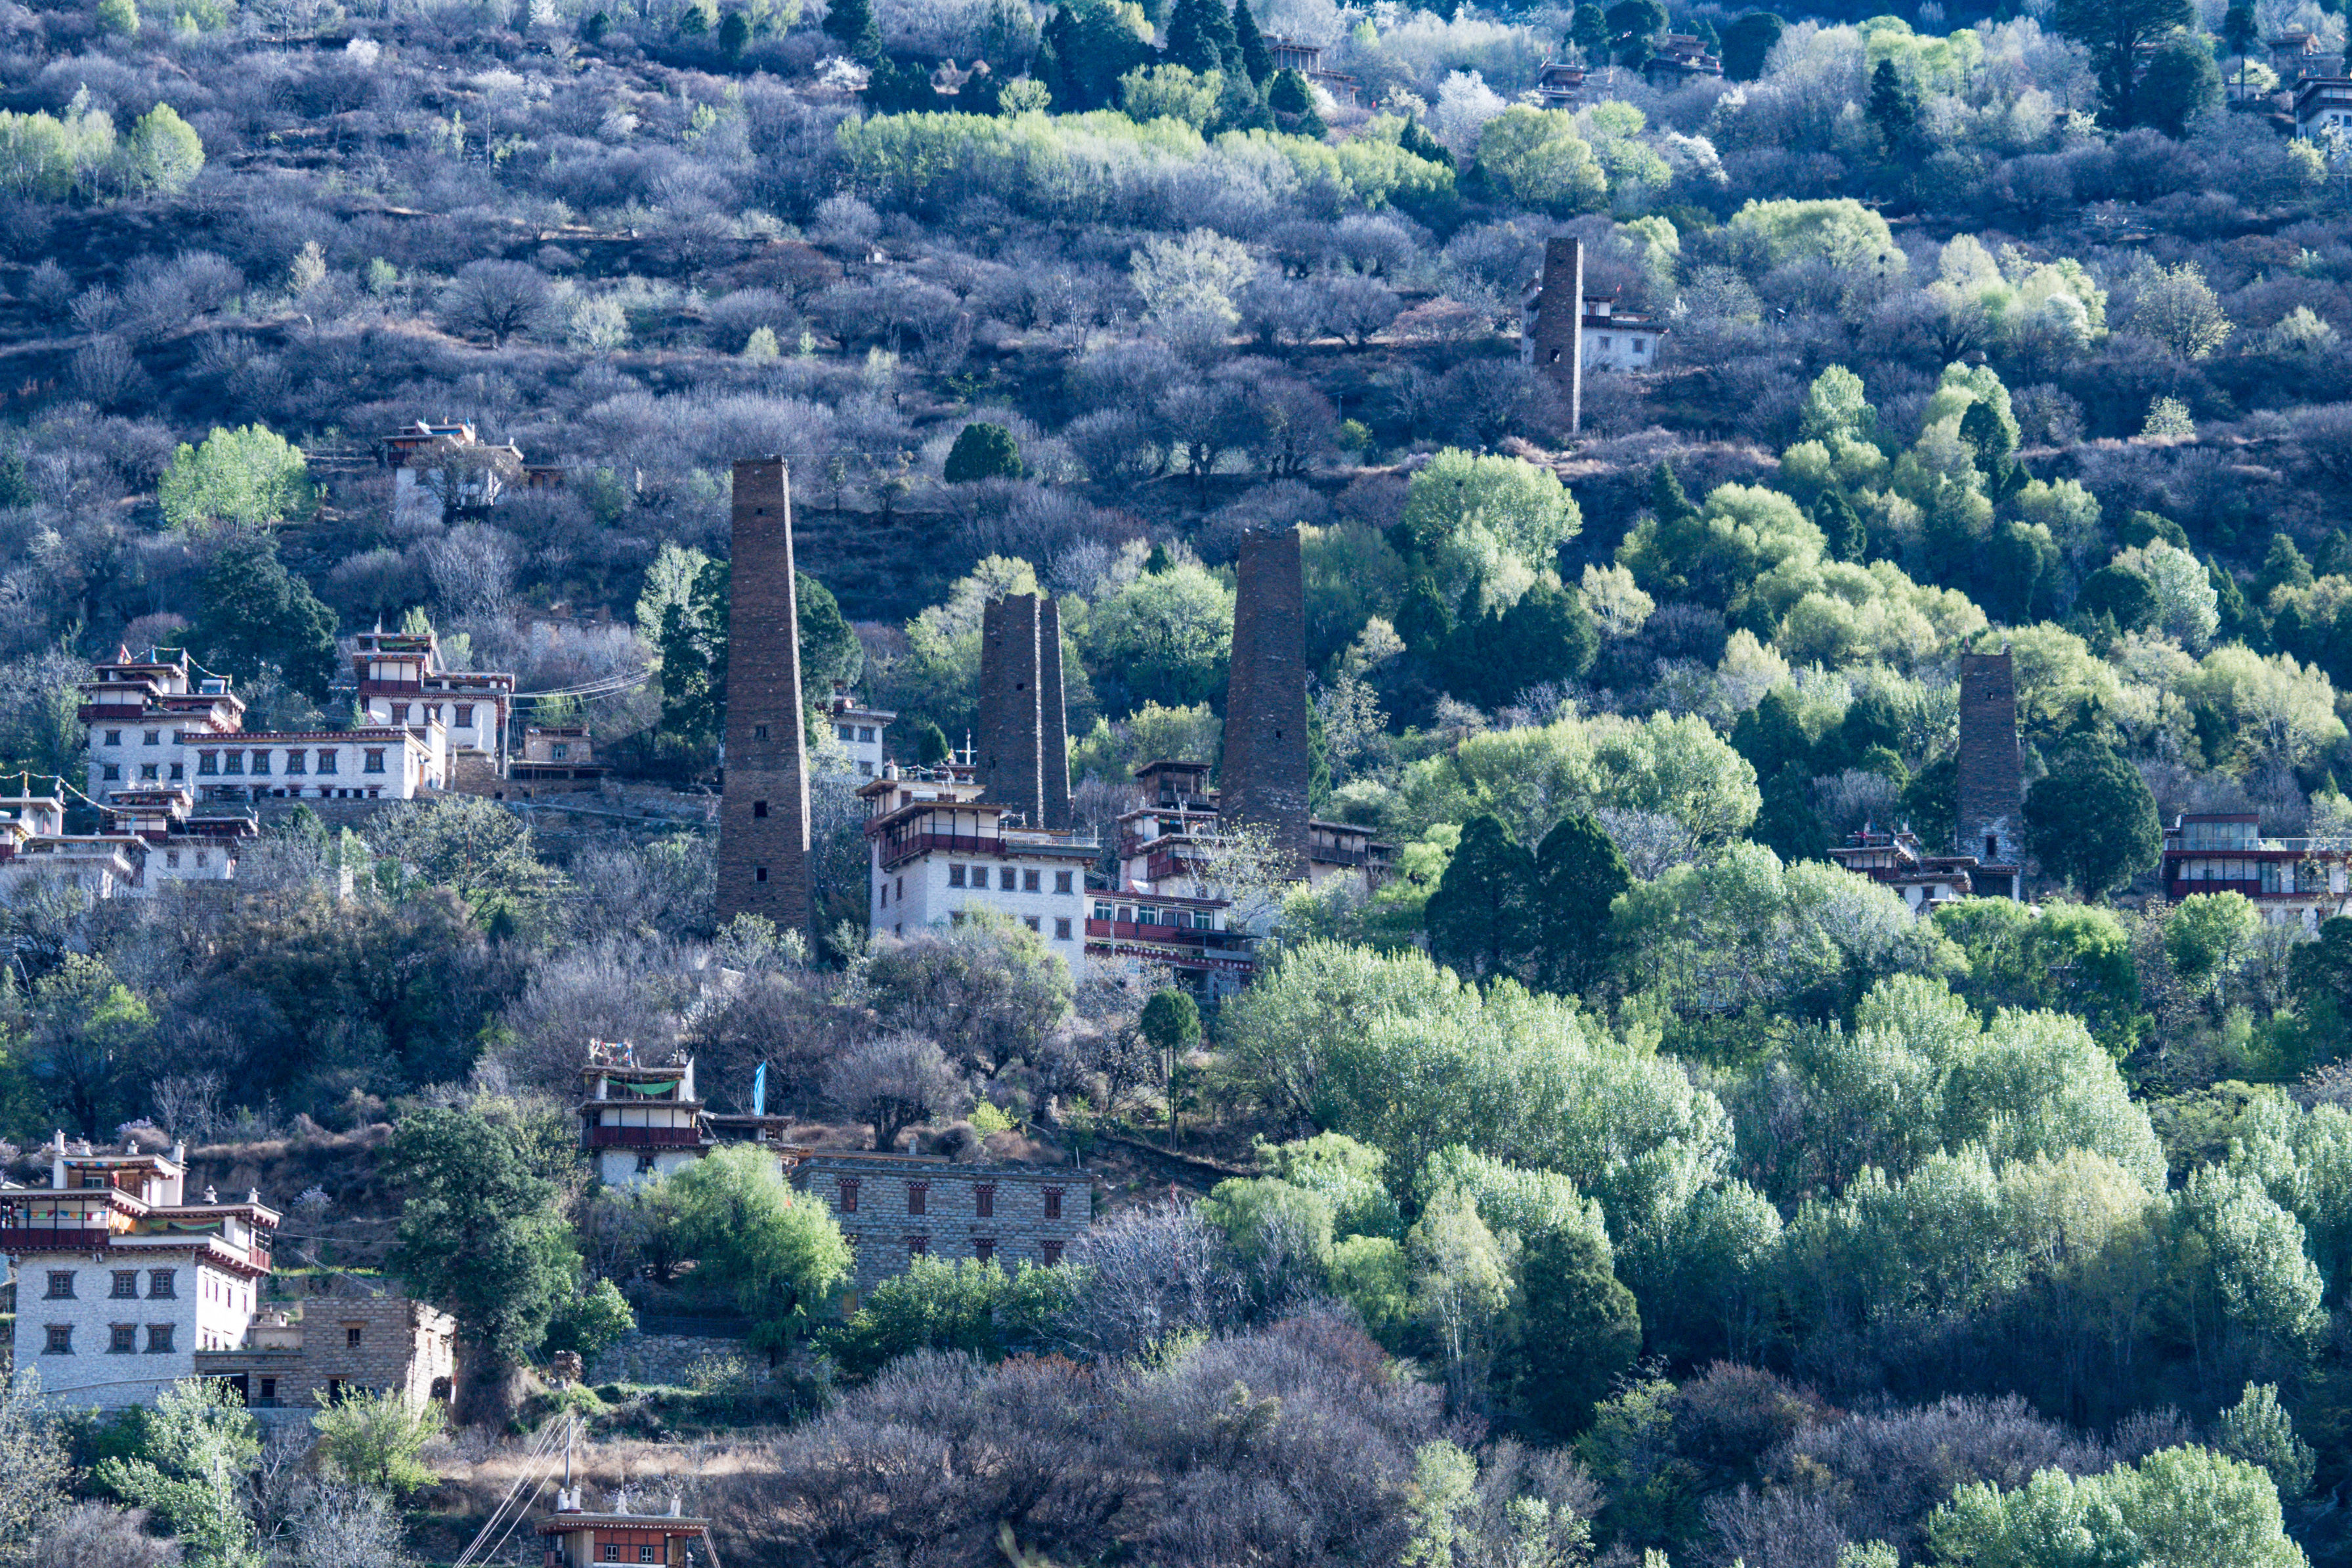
[976,593,1071,829]
[1956,650,2022,899]
[716,457,811,929]
[1222,528,1310,878]
[1526,236,1584,433]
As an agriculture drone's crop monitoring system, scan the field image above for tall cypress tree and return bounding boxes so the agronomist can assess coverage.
[821,0,880,56]
[1531,811,1629,996]
[1232,0,1273,83]
[1426,814,1537,983]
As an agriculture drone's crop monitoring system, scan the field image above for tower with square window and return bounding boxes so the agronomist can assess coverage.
[716,457,812,930]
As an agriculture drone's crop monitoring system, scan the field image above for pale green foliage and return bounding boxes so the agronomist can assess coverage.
[1581,562,1654,638]
[1084,559,1235,711]
[1612,843,1961,1021]
[1119,64,1224,129]
[158,424,312,532]
[1409,1187,1517,1407]
[1926,1445,2306,1568]
[567,293,630,352]
[2166,891,2262,995]
[662,1143,853,1322]
[311,1386,445,1495]
[1838,1546,1899,1568]
[0,96,116,199]
[1475,106,1608,214]
[95,1378,265,1568]
[743,324,780,362]
[1402,449,1583,613]
[2013,478,2104,568]
[121,103,203,194]
[1393,710,1759,855]
[1403,1440,1482,1567]
[0,1367,69,1552]
[1130,226,1257,327]
[2110,541,2217,648]
[1725,197,1904,273]
[1259,1132,1402,1238]
[2182,645,2345,770]
[2215,1382,2317,1500]
[1799,365,1878,444]
[2143,395,2196,440]
[2170,1164,2327,1363]
[2131,261,2233,360]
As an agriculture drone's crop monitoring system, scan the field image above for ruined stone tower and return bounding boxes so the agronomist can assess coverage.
[1525,236,1584,434]
[716,457,811,929]
[977,593,1070,829]
[1956,650,2022,899]
[1222,528,1310,878]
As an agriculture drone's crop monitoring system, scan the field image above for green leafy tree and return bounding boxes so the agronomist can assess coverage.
[2052,0,2195,126]
[94,1380,262,1568]
[1266,68,1325,136]
[2221,0,2258,93]
[1475,108,1608,217]
[368,794,559,930]
[1231,0,1272,82]
[1401,450,1583,613]
[191,536,337,700]
[2253,533,2314,602]
[158,425,312,532]
[1425,813,1536,982]
[542,1277,638,1361]
[121,103,202,194]
[821,0,880,56]
[385,1108,579,1422]
[824,1256,1078,1375]
[718,9,750,60]
[1440,580,1598,710]
[1865,59,1919,152]
[1568,2,1610,58]
[1719,11,1784,79]
[1165,0,1241,74]
[310,1386,445,1496]
[1409,1187,1518,1415]
[17,952,153,1137]
[2215,1382,2317,1500]
[2024,741,2162,897]
[2079,561,2159,633]
[943,421,1023,482]
[1531,810,1628,995]
[1085,559,1234,714]
[2138,30,2223,137]
[1604,0,1667,63]
[1143,986,1203,1139]
[0,1367,70,1548]
[1928,1445,2304,1568]
[2165,891,2261,997]
[665,1143,852,1345]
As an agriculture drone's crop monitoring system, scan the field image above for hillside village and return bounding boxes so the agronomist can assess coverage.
[5,0,2352,1559]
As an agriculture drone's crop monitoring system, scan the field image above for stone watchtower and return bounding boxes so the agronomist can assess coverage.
[1956,650,2022,899]
[716,457,811,929]
[977,594,1071,830]
[1222,528,1311,878]
[1526,236,1584,433]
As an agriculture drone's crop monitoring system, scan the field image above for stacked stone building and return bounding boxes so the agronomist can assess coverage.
[715,456,813,930]
[1220,528,1313,878]
[976,593,1073,830]
[1956,650,2023,898]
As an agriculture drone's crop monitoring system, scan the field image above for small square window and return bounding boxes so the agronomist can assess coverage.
[250,750,270,774]
[44,1324,71,1354]
[112,1270,139,1298]
[102,763,120,780]
[286,752,305,774]
[140,763,158,780]
[753,724,770,741]
[456,705,475,727]
[1055,918,1073,940]
[1023,869,1040,892]
[1041,1240,1065,1265]
[838,724,855,742]
[838,1180,860,1214]
[169,762,184,779]
[146,1324,175,1353]
[973,1237,996,1261]
[104,729,121,746]
[859,726,876,742]
[347,1326,364,1349]
[110,1323,137,1353]
[1043,1188,1064,1220]
[640,1549,660,1565]
[753,799,769,818]
[317,751,338,774]
[905,1235,930,1255]
[1056,871,1073,893]
[363,750,385,774]
[604,1548,622,1563]
[907,1183,928,1216]
[149,1269,175,1298]
[974,1184,995,1218]
[949,864,966,887]
[223,752,243,774]
[1025,915,1040,932]
[756,866,769,882]
[45,1271,74,1300]
[999,867,1017,891]
[142,731,158,746]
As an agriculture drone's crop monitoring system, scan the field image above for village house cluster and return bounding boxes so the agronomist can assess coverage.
[0,1139,454,1412]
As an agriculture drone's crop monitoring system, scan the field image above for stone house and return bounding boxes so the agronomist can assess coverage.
[196,1271,458,1412]
[786,1150,1094,1304]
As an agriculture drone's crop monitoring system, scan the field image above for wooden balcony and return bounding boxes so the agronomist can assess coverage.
[585,1125,704,1148]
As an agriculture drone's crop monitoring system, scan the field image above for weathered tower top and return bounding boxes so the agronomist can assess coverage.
[977,593,1071,830]
[1528,236,1585,434]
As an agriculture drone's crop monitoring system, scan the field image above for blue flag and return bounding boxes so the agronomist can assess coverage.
[752,1061,767,1119]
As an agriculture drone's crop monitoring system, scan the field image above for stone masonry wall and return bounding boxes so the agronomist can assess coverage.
[1222,530,1311,878]
[1038,597,1071,830]
[978,595,1044,826]
[1530,236,1584,431]
[716,457,811,930]
[790,1155,1094,1299]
